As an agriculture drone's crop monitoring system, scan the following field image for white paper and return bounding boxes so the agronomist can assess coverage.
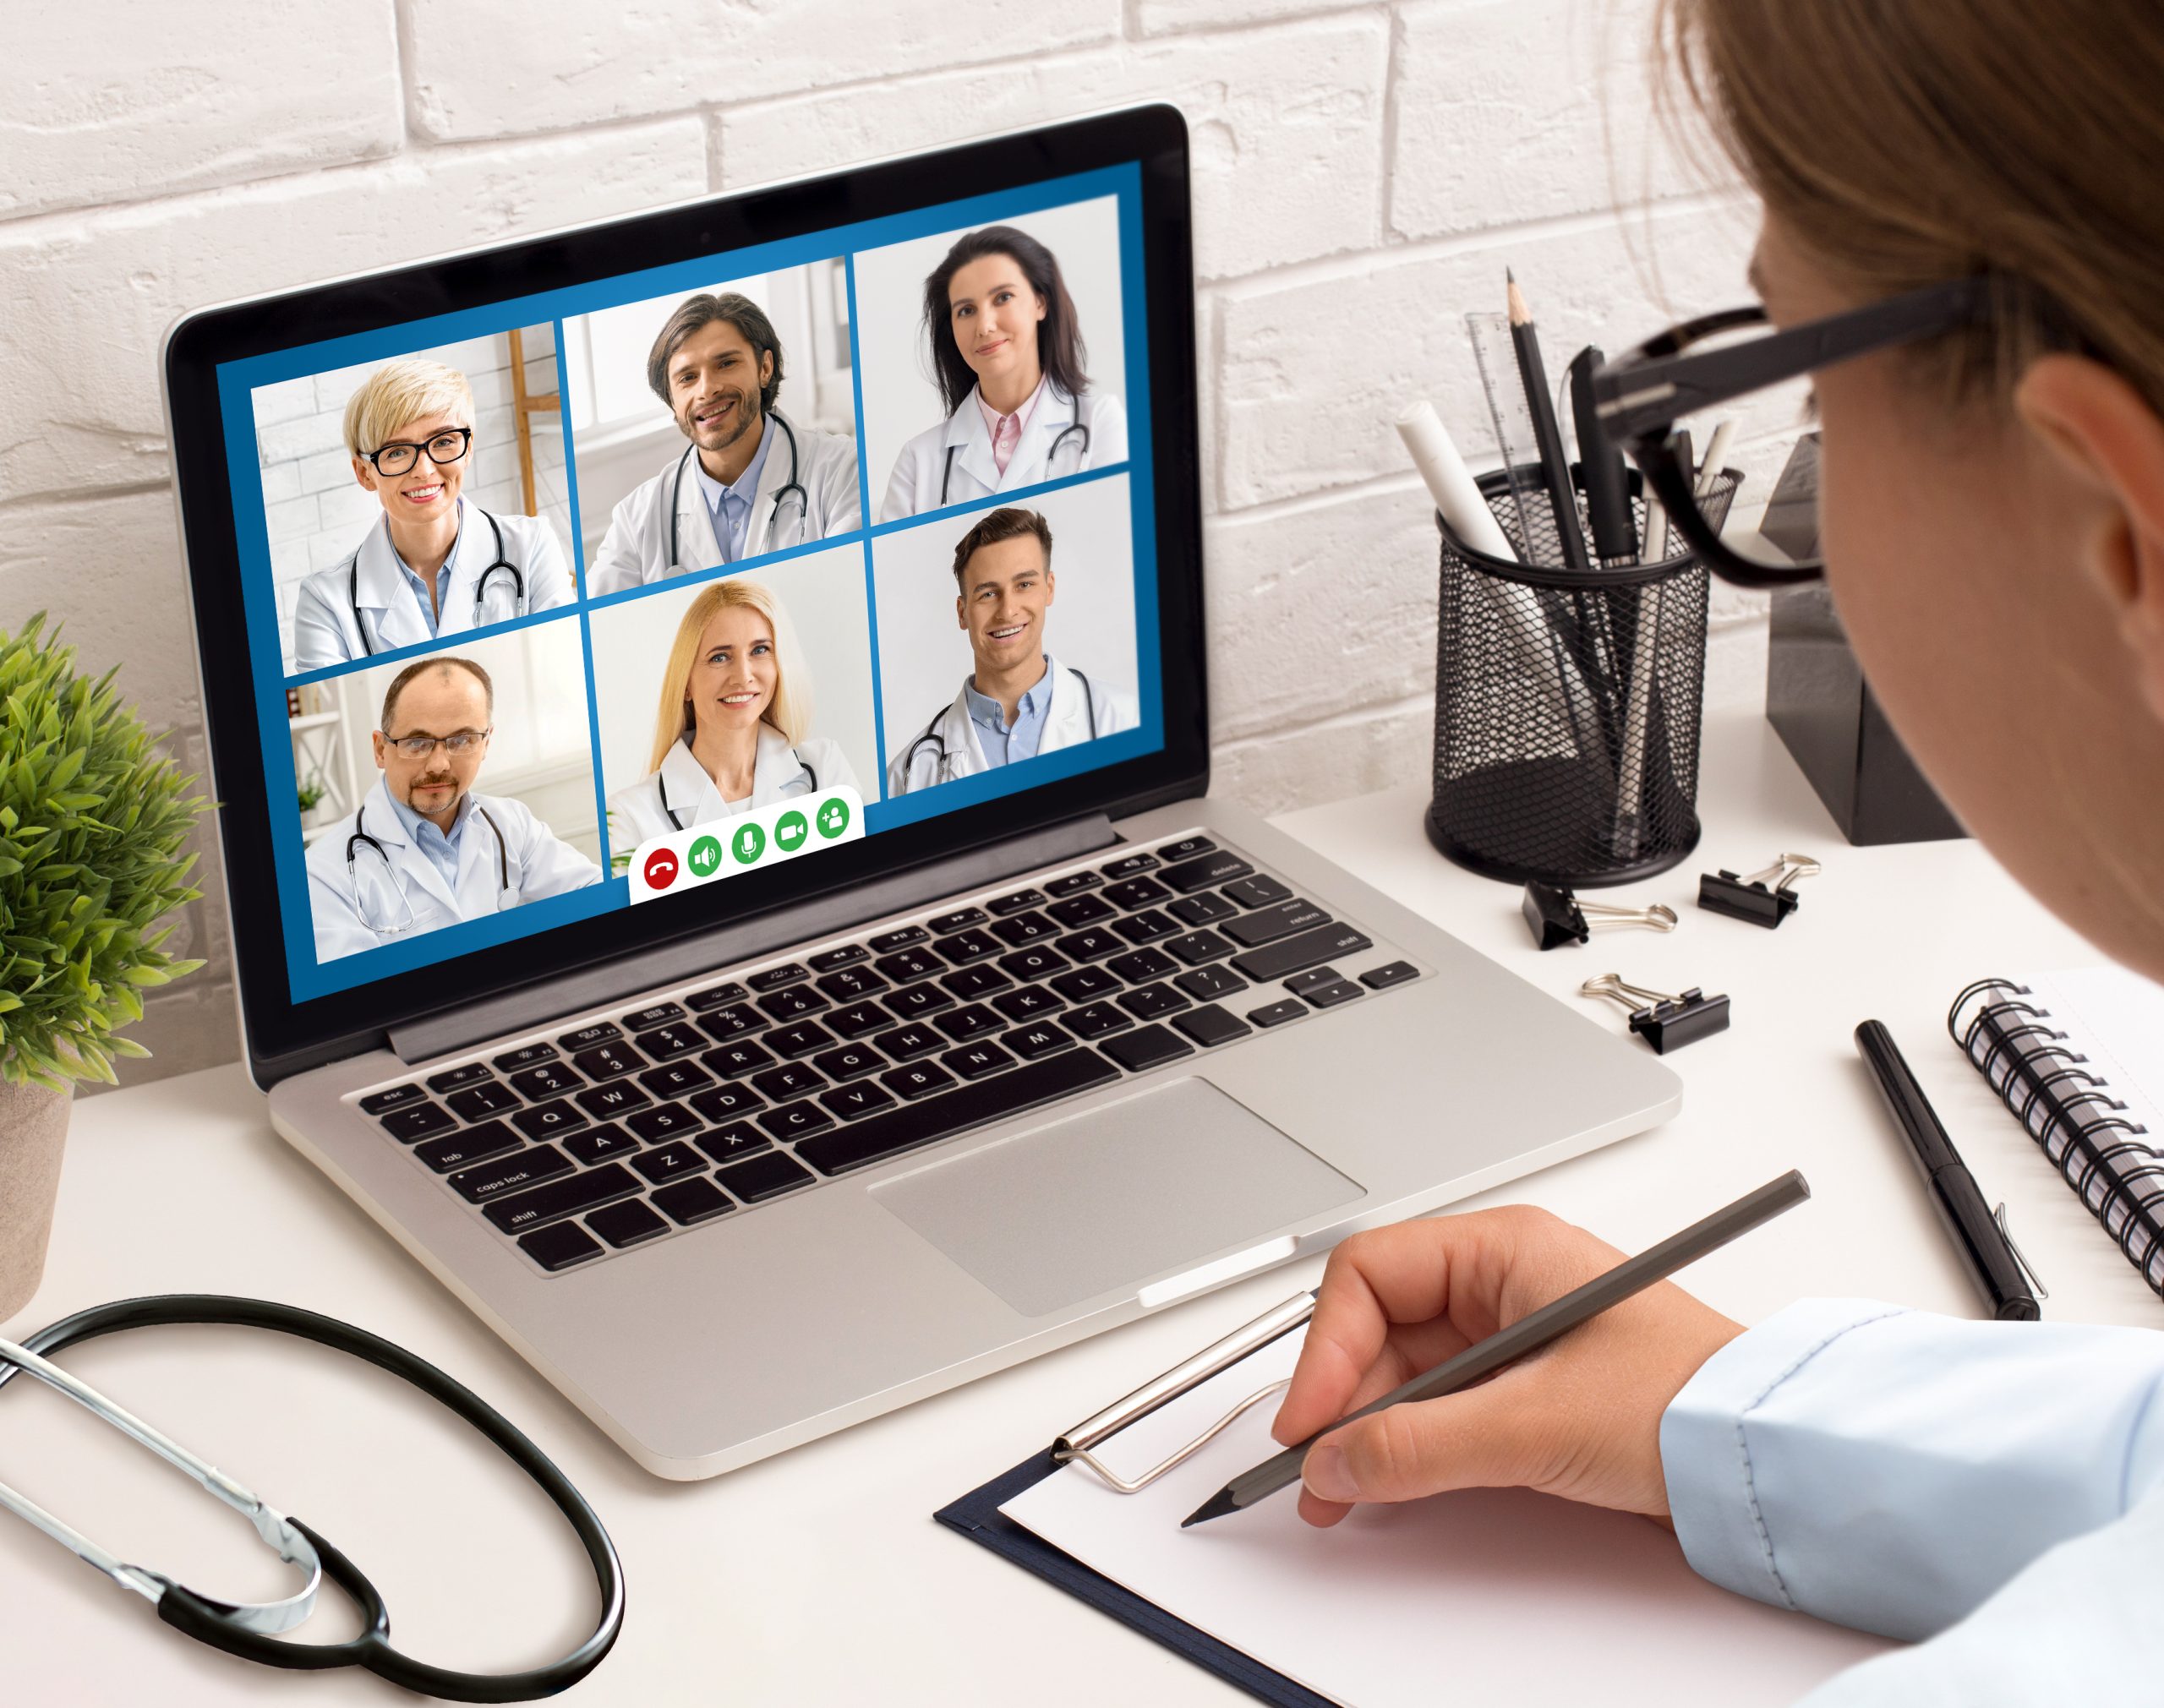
[1002,1326,1888,1707]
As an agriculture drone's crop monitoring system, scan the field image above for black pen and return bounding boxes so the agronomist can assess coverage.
[1855,1020,2042,1321]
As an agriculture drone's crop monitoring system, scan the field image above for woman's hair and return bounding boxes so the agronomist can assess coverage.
[343,359,475,460]
[646,292,785,414]
[1658,1,2164,410]
[647,577,811,773]
[921,226,1089,417]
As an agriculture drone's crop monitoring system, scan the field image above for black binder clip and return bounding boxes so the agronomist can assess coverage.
[1522,881,1679,951]
[1580,974,1731,1054]
[1698,853,1820,929]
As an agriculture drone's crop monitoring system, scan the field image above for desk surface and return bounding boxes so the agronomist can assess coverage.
[3,709,2152,1706]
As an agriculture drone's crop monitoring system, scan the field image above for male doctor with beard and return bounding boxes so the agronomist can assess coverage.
[588,292,860,594]
[887,506,1134,795]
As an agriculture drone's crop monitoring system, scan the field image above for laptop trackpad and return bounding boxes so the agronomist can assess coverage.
[869,1078,1363,1318]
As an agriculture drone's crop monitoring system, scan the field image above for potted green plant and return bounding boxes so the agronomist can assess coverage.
[0,615,207,1322]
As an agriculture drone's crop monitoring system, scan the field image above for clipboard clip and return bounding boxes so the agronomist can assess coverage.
[1052,1293,1315,1494]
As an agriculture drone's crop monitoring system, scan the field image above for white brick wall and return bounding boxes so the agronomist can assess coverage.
[0,0,1774,1087]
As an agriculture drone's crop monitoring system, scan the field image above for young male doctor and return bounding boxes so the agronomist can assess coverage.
[887,506,1134,795]
[587,292,860,595]
[305,656,600,961]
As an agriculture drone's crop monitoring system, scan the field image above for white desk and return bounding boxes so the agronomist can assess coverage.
[4,708,2154,1706]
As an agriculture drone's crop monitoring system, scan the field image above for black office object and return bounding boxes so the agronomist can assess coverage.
[1521,881,1677,950]
[1698,853,1819,928]
[1580,974,1730,1053]
[1507,272,1593,574]
[1569,346,1637,567]
[1855,1020,2042,1321]
[1949,977,2164,1299]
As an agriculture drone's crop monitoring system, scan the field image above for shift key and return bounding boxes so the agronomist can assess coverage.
[1231,922,1374,983]
[483,1162,643,1234]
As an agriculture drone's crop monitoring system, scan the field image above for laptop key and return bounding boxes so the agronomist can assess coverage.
[1060,927,1124,963]
[935,927,1003,965]
[587,1199,670,1249]
[1046,892,1117,930]
[1222,900,1331,948]
[757,1100,835,1143]
[1003,1020,1074,1061]
[873,947,943,984]
[688,1082,764,1123]
[749,963,811,992]
[518,1222,604,1272]
[1112,909,1180,945]
[1168,891,1237,927]
[767,1021,836,1059]
[484,1162,641,1233]
[997,944,1068,982]
[1221,875,1293,910]
[626,1102,702,1143]
[651,1176,736,1225]
[885,983,955,1021]
[929,906,990,936]
[511,1100,588,1142]
[685,980,748,1012]
[572,1041,644,1082]
[509,1062,581,1100]
[935,1004,1002,1043]
[751,1062,826,1102]
[1108,947,1178,985]
[1248,998,1306,1028]
[797,1048,1121,1176]
[757,985,828,1023]
[1232,923,1375,984]
[362,1083,427,1116]
[868,925,930,952]
[415,1120,522,1174]
[940,964,1012,1001]
[942,1041,1015,1081]
[882,1061,957,1101]
[990,909,1059,947]
[820,1081,899,1121]
[1285,967,1342,996]
[640,1060,713,1100]
[1163,930,1234,968]
[1302,980,1365,1009]
[1100,1024,1196,1073]
[808,943,871,973]
[702,1039,775,1079]
[812,1042,884,1082]
[1101,854,1160,880]
[716,1152,817,1203]
[874,1023,945,1061]
[379,1102,456,1143]
[564,1122,642,1166]
[446,1081,520,1122]
[559,1021,624,1052]
[696,1122,772,1165]
[455,1143,574,1203]
[1172,1004,1252,1049]
[1156,836,1218,863]
[1176,964,1248,1002]
[697,1003,768,1040]
[425,1062,494,1094]
[1361,961,1421,990]
[575,1080,651,1120]
[1158,852,1254,894]
[1117,982,1190,1022]
[992,985,1063,1024]
[1105,876,1172,910]
[1044,870,1104,898]
[988,887,1046,916]
[631,1143,708,1187]
[622,1002,686,1032]
[828,999,895,1040]
[491,1044,559,1072]
[635,1023,706,1061]
[1065,1001,1134,1040]
[1050,964,1120,1003]
[817,965,887,1002]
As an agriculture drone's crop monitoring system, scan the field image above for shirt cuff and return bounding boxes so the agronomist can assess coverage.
[1661,1297,1911,1610]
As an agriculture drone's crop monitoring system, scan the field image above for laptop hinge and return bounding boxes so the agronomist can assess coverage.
[388,812,1122,1067]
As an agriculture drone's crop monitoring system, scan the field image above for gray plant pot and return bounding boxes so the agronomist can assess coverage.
[0,1080,72,1323]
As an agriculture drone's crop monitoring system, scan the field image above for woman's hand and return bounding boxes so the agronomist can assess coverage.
[1273,1205,1746,1528]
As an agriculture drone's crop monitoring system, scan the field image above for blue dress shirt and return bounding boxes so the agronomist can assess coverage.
[693,417,774,565]
[964,657,1052,768]
[391,499,463,638]
[386,791,470,892]
[1663,1297,2164,1701]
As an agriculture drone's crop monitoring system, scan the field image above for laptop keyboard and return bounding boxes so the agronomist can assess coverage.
[353,832,1424,1274]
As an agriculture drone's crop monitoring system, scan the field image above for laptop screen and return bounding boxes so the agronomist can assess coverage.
[203,150,1177,1026]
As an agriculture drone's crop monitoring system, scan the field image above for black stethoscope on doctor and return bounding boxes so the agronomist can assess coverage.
[938,412,1091,506]
[901,668,1099,787]
[345,800,511,936]
[665,411,810,567]
[347,507,525,656]
[656,748,820,832]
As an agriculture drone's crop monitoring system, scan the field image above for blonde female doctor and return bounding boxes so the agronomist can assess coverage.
[607,577,860,852]
[877,226,1127,521]
[290,358,573,671]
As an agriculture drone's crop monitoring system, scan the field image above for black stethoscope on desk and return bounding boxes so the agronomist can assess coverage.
[901,669,1098,786]
[938,416,1090,506]
[345,801,511,934]
[347,509,523,657]
[0,1295,623,1701]
[666,412,808,566]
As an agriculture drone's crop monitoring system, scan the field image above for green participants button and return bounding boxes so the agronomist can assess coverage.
[774,810,809,854]
[816,795,851,840]
[730,821,767,865]
[688,834,724,878]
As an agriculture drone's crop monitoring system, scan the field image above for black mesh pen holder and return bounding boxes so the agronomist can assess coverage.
[1426,466,1738,887]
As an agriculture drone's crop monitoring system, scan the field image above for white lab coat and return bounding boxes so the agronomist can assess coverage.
[291,504,572,671]
[607,725,860,851]
[303,778,601,962]
[587,411,861,596]
[885,658,1135,795]
[878,383,1128,521]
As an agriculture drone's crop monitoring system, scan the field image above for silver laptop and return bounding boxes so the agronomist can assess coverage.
[162,106,1679,1478]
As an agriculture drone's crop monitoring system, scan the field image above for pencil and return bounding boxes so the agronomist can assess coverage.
[1507,271,1593,573]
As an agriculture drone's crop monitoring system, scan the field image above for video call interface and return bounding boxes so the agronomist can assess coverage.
[216,167,1163,1002]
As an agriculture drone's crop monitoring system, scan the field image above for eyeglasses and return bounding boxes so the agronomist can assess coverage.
[1591,276,1993,589]
[364,428,473,477]
[382,728,490,760]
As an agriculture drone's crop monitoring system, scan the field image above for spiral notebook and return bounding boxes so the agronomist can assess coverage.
[1950,967,2164,1297]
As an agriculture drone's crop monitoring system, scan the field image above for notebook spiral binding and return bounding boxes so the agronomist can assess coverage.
[1948,979,2164,1297]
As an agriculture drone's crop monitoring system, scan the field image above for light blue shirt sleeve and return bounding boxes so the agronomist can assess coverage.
[1661,1297,2164,1700]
